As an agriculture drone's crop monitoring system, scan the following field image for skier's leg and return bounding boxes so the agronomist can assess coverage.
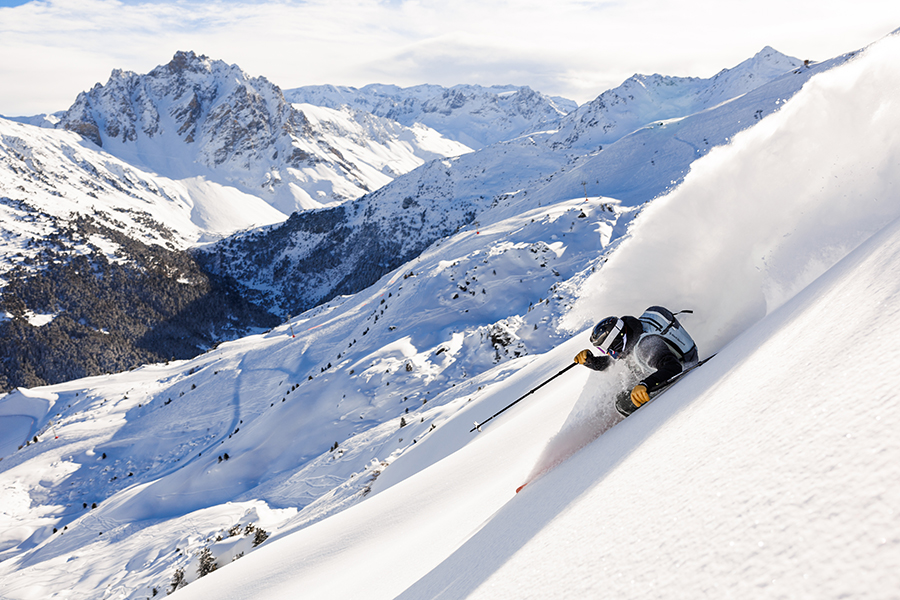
[614,389,636,417]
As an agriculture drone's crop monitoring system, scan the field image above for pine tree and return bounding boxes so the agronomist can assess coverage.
[197,547,217,578]
[167,568,185,594]
[252,528,269,547]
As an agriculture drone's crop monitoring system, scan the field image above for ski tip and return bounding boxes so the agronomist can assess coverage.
[515,483,527,494]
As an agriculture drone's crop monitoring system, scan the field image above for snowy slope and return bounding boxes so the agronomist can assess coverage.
[55,51,472,214]
[1,33,899,600]
[395,200,900,600]
[284,83,575,150]
[168,210,900,599]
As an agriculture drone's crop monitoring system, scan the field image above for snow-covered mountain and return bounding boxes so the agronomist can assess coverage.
[55,51,472,214]
[1,30,899,600]
[202,46,831,318]
[284,83,576,150]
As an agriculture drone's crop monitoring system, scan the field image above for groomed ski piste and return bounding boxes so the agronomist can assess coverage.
[2,32,900,600]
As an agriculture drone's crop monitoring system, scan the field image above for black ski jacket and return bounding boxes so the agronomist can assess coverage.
[581,316,683,393]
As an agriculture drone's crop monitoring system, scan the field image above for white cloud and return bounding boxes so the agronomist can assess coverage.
[0,0,898,116]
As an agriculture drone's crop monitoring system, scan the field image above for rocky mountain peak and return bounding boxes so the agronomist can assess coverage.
[164,50,211,74]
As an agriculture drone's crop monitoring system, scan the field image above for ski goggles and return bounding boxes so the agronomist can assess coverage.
[595,318,624,358]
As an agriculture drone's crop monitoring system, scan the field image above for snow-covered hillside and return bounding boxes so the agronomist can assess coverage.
[1,30,899,600]
[0,51,473,392]
[54,51,472,214]
[284,83,575,150]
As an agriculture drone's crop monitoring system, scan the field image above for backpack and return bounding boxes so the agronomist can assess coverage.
[637,306,698,363]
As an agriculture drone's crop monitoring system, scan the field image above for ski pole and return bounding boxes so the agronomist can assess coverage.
[471,362,578,432]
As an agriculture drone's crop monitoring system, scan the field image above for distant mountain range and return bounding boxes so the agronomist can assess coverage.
[284,83,576,149]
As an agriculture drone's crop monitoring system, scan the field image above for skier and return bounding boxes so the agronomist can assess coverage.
[574,306,699,416]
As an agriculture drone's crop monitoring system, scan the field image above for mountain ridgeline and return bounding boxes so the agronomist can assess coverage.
[283,83,576,149]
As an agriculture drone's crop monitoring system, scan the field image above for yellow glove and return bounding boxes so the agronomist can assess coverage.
[631,384,650,407]
[574,349,593,364]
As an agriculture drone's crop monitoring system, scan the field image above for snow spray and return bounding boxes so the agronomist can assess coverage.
[521,360,633,486]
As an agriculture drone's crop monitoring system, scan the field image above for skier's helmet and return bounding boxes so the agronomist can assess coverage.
[590,316,625,357]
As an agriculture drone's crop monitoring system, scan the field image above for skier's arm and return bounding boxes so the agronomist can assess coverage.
[574,349,611,371]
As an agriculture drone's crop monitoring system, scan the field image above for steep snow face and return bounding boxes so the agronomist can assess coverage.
[55,51,471,214]
[163,211,900,600]
[166,33,900,600]
[391,186,900,600]
[285,83,575,149]
[551,46,803,152]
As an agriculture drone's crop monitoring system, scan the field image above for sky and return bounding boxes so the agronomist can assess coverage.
[0,0,897,117]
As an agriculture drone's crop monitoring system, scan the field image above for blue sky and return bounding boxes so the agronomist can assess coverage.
[0,0,897,116]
